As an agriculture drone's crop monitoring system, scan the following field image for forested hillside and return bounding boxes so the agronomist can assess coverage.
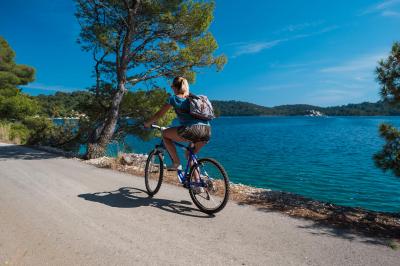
[212,100,400,116]
[35,92,400,117]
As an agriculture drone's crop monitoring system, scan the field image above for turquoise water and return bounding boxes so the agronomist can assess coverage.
[109,116,400,213]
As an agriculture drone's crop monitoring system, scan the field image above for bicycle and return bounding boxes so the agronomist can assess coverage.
[144,125,230,214]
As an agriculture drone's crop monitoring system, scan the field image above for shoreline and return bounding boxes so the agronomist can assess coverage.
[217,115,400,118]
[81,152,400,242]
[26,145,400,243]
[2,143,399,265]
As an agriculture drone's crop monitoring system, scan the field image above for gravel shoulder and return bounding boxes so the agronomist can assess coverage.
[0,143,399,265]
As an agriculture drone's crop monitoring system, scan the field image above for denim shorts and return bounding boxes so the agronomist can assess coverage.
[177,125,211,142]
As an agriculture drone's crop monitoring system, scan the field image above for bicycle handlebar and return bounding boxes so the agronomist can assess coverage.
[151,124,166,131]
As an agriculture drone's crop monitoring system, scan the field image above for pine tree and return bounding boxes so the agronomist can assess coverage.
[74,0,226,158]
[374,42,400,176]
[0,36,39,120]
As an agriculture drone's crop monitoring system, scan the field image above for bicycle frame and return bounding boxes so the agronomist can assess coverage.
[145,125,229,214]
[155,138,199,186]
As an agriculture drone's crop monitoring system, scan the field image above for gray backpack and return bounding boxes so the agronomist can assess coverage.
[187,94,215,121]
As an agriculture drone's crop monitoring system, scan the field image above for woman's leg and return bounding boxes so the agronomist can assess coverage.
[193,141,207,154]
[187,141,208,182]
[162,127,187,166]
[185,141,207,160]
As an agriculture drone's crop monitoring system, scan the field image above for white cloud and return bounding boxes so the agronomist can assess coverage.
[290,26,339,40]
[233,40,282,57]
[231,26,338,58]
[256,84,302,92]
[269,59,329,71]
[381,10,400,16]
[275,21,324,34]
[307,89,365,105]
[22,83,80,92]
[375,0,400,10]
[310,53,386,105]
[360,0,400,16]
[320,53,384,73]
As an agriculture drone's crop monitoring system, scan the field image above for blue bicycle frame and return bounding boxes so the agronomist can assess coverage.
[155,139,203,188]
[146,125,229,214]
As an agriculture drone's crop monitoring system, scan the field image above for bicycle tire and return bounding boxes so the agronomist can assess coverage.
[188,158,230,214]
[144,150,164,196]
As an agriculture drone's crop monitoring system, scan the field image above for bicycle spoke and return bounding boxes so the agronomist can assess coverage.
[189,158,229,214]
[208,194,218,204]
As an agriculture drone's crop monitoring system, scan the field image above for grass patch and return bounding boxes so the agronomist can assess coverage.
[0,121,29,144]
[0,122,11,142]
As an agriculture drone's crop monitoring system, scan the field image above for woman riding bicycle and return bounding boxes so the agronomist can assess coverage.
[143,76,211,170]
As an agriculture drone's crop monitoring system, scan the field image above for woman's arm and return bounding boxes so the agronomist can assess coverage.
[144,104,172,128]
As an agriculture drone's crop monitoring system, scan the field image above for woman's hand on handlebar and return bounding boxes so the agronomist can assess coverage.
[143,121,152,129]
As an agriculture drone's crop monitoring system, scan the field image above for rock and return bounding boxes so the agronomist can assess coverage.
[119,153,148,166]
[120,153,134,165]
[85,156,114,168]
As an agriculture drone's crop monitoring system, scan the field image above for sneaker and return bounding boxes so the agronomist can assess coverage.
[193,174,208,184]
[192,185,205,194]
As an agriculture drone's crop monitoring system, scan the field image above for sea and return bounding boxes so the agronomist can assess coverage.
[90,116,400,213]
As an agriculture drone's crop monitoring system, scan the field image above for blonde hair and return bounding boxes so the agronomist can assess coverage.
[172,76,189,95]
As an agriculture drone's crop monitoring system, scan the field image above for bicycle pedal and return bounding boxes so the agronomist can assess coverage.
[193,187,205,194]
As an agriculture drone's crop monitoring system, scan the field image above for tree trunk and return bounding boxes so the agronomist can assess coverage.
[86,82,127,159]
[85,123,105,160]
[84,1,138,159]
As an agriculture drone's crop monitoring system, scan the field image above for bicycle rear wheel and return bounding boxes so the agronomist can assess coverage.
[144,150,164,196]
[188,158,230,214]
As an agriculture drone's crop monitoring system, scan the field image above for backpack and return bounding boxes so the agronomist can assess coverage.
[187,93,215,121]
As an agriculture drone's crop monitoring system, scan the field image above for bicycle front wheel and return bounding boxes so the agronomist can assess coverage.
[188,158,230,214]
[144,150,164,196]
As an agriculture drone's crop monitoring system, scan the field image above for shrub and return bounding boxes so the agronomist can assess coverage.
[22,116,56,145]
[0,121,12,142]
[10,123,30,144]
[21,116,79,150]
[0,93,40,120]
[0,121,30,144]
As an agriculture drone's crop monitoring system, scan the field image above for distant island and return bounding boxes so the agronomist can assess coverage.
[33,91,400,117]
[211,100,400,116]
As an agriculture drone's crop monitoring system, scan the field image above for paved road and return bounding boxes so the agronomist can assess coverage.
[0,143,399,265]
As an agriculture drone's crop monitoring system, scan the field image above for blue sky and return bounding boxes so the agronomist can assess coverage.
[1,0,399,107]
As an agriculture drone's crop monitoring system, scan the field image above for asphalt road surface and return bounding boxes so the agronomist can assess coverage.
[0,143,399,265]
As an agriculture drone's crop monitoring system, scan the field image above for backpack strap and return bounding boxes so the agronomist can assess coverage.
[188,93,199,99]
